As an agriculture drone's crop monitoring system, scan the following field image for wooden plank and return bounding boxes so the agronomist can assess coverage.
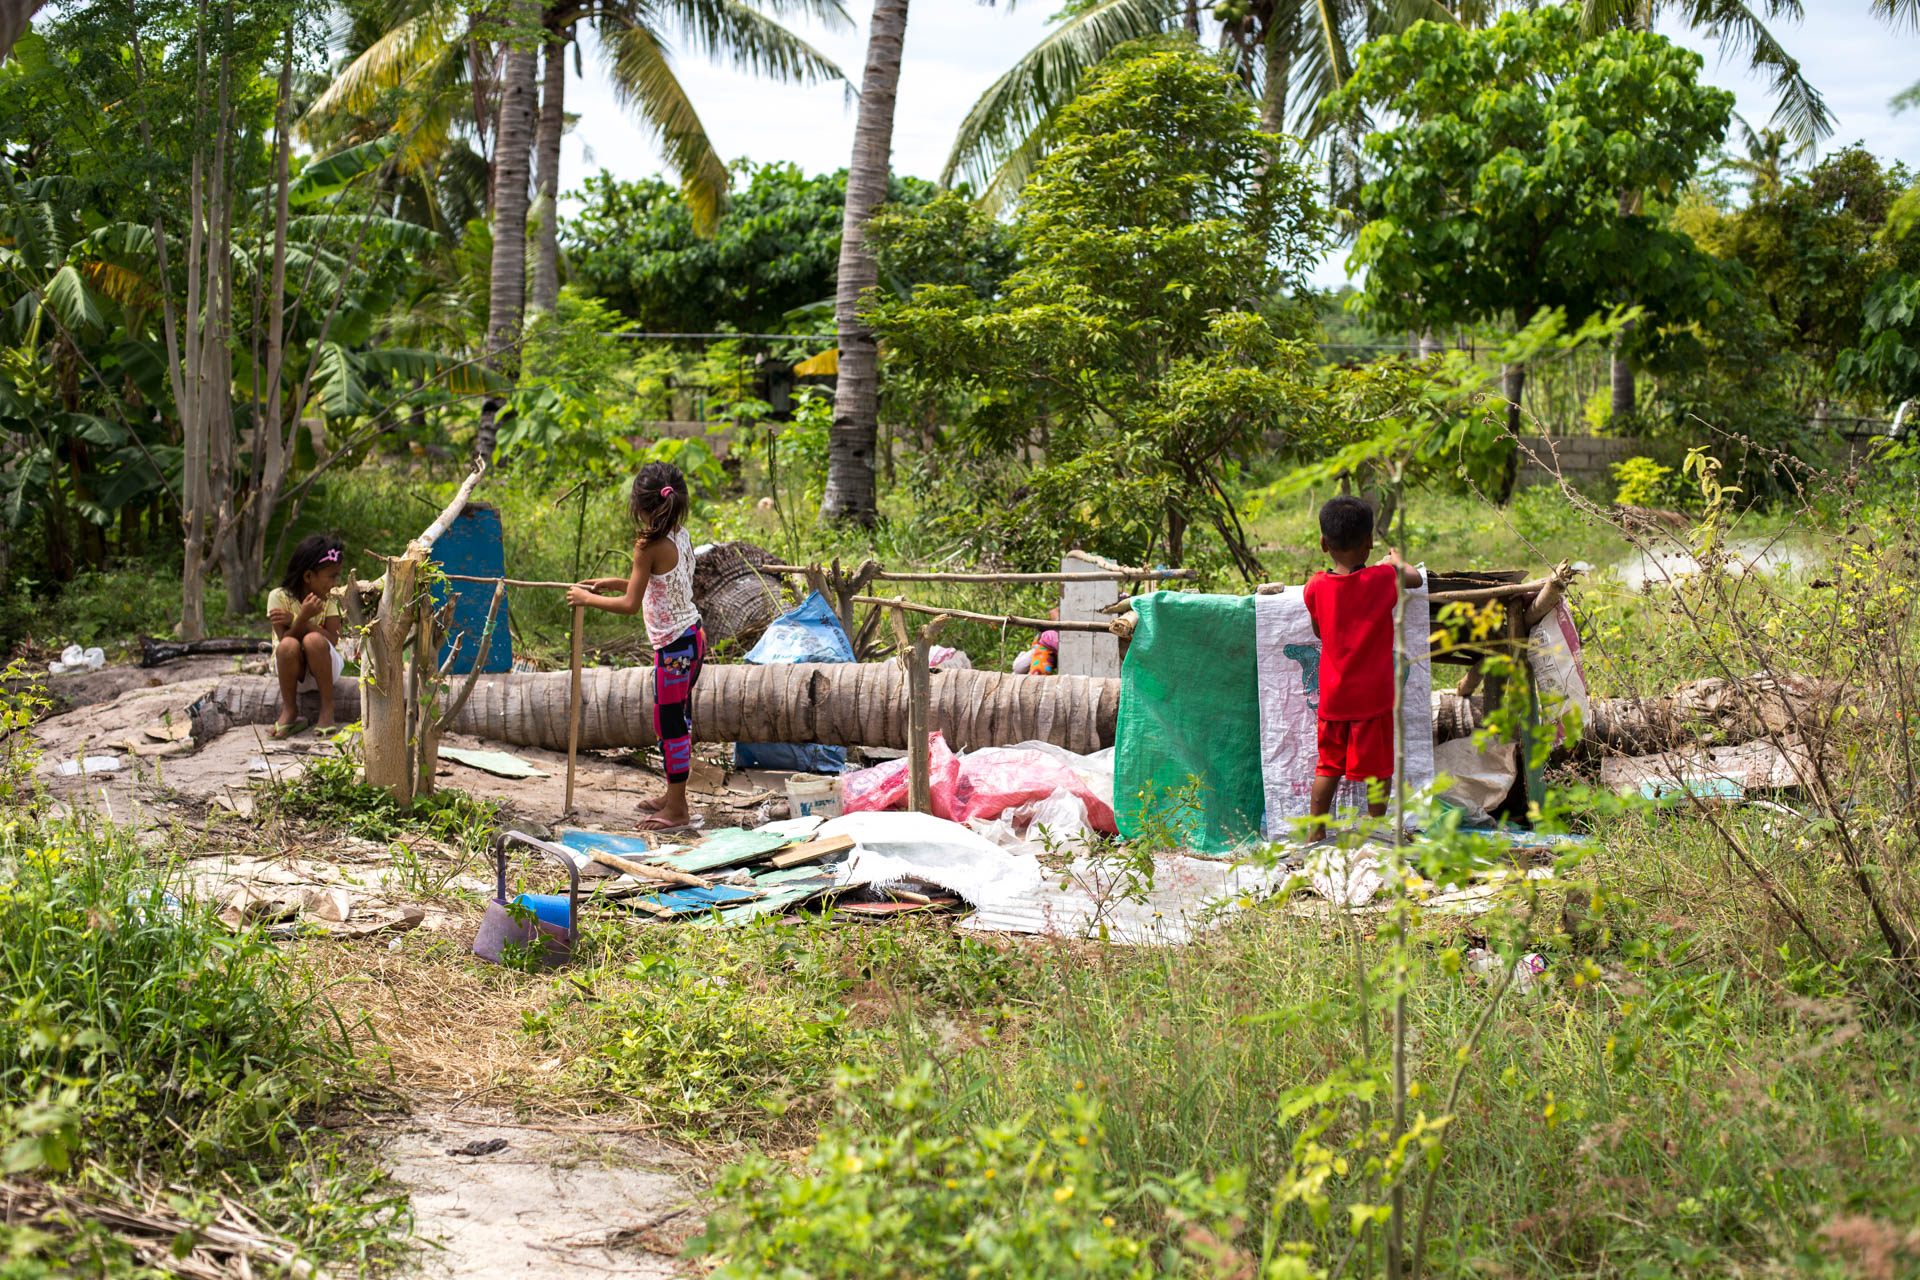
[658,826,795,874]
[767,834,856,870]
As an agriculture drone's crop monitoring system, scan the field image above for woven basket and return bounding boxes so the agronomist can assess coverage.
[693,542,788,647]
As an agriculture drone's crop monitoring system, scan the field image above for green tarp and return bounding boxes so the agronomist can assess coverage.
[1114,591,1263,853]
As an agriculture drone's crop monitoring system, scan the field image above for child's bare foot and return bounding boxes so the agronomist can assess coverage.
[637,802,694,831]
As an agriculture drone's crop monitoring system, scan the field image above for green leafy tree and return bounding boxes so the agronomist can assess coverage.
[1837,185,1920,410]
[1332,6,1732,491]
[565,163,937,334]
[867,39,1328,576]
[1692,148,1919,397]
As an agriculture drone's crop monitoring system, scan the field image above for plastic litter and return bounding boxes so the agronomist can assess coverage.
[840,738,1117,839]
[48,645,106,675]
[927,645,972,671]
[735,591,854,774]
[786,772,844,820]
[820,810,1043,909]
[54,755,122,776]
[1433,737,1517,825]
[1466,947,1548,994]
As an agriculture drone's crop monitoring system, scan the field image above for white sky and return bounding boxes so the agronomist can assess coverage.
[557,2,1920,288]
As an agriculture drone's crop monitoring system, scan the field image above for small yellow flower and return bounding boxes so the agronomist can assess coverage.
[841,1156,864,1174]
[983,1168,996,1180]
[1054,1185,1074,1202]
[945,1179,958,1189]
[1102,1216,1115,1228]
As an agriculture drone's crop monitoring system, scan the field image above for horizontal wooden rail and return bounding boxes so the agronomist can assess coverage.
[764,565,1194,584]
[855,595,1112,633]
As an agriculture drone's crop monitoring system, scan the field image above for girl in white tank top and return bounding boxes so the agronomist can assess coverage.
[566,462,705,829]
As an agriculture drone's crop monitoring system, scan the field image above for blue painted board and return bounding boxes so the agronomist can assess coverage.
[632,884,759,918]
[429,503,514,674]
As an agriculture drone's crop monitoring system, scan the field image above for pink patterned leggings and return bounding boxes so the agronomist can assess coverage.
[652,623,705,783]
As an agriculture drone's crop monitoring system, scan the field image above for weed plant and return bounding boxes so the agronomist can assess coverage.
[0,816,409,1270]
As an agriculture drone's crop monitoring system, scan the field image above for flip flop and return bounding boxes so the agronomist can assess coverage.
[269,719,311,741]
[312,725,342,743]
[635,812,701,833]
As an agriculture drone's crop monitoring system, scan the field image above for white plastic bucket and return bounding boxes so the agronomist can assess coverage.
[786,773,842,820]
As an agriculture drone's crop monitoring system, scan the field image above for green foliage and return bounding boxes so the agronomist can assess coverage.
[0,822,355,1166]
[1610,456,1677,507]
[566,163,938,334]
[0,663,46,807]
[702,1066,1259,1279]
[1335,7,1733,357]
[525,946,861,1131]
[1837,186,1920,406]
[263,749,498,854]
[868,40,1329,576]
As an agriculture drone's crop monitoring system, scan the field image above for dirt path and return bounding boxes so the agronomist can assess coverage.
[376,1107,705,1277]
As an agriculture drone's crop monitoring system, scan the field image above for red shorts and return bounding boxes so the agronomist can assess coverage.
[1316,713,1394,782]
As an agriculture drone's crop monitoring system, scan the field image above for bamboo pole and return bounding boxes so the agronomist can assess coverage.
[442,574,579,590]
[889,603,950,815]
[565,604,584,814]
[854,595,1111,633]
[768,566,1197,583]
[1426,577,1556,605]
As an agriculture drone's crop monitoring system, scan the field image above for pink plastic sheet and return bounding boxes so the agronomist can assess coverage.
[840,739,1116,834]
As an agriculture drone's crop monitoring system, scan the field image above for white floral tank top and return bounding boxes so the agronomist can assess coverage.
[643,528,701,649]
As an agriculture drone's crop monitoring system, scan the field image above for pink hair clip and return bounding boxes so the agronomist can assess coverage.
[660,485,674,497]
[320,548,341,564]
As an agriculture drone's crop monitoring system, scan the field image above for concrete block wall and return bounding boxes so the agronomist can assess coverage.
[1514,435,1657,488]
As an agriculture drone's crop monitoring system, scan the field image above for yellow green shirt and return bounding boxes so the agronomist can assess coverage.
[266,586,343,625]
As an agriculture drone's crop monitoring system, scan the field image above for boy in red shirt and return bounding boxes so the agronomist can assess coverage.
[1303,496,1421,840]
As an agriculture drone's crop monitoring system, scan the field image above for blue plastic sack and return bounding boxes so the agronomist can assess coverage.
[742,591,856,665]
[736,591,852,774]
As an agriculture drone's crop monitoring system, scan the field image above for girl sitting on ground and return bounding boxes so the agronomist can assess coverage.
[267,534,347,740]
[567,462,704,831]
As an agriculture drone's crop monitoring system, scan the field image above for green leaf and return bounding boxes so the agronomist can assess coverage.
[42,264,103,333]
[287,136,400,208]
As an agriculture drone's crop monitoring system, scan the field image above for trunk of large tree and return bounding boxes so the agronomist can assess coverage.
[193,668,1812,760]
[473,3,540,463]
[198,663,1122,755]
[529,27,567,315]
[1259,16,1289,140]
[1498,361,1525,503]
[820,0,909,526]
[0,0,46,60]
[1610,189,1638,427]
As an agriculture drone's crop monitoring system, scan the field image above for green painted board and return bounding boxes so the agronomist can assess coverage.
[657,826,794,874]
[694,871,841,928]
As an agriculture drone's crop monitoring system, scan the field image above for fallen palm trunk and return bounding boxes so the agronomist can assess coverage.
[196,665,1823,758]
[193,663,1122,755]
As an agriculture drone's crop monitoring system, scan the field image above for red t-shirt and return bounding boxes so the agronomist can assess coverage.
[1303,564,1398,721]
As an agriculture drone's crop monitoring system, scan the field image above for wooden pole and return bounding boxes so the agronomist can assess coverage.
[565,604,584,814]
[889,604,949,815]
[854,595,1112,633]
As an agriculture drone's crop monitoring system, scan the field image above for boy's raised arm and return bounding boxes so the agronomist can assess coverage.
[1382,548,1423,589]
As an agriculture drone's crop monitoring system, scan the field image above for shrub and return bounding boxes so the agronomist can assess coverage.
[0,823,356,1169]
[700,1064,1263,1279]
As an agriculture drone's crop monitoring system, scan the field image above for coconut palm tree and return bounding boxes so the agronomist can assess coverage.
[820,0,908,526]
[308,0,852,460]
[943,0,1457,211]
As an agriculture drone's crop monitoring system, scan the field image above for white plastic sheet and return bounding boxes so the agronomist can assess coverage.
[1253,578,1434,839]
[818,811,1044,908]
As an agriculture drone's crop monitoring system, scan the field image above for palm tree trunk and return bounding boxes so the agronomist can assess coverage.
[474,1,540,463]
[820,0,909,526]
[1259,13,1289,139]
[1610,189,1638,427]
[0,0,47,60]
[530,27,567,315]
[1499,361,1525,502]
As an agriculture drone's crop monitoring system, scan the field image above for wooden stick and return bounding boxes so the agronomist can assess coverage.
[768,834,856,869]
[587,850,709,888]
[409,460,486,554]
[854,595,1110,633]
[767,566,1196,583]
[1427,576,1555,605]
[441,573,579,590]
[565,604,584,814]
